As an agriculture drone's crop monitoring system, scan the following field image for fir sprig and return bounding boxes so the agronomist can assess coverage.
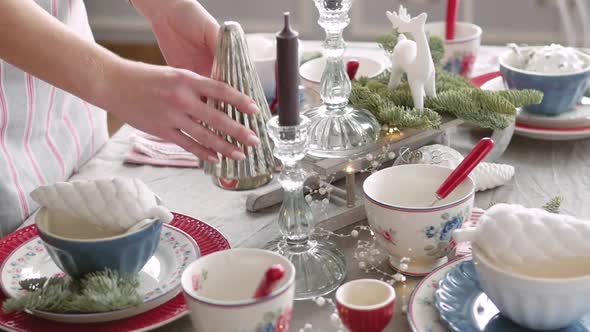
[488,196,563,213]
[542,196,563,214]
[3,270,142,314]
[351,73,542,130]
[350,85,442,130]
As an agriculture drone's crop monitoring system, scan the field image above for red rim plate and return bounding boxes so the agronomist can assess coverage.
[0,213,230,332]
[470,71,501,88]
[515,122,590,132]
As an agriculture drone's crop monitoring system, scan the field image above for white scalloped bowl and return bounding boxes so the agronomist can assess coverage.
[473,246,590,330]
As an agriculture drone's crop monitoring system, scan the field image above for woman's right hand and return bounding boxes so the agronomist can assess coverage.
[101,59,260,164]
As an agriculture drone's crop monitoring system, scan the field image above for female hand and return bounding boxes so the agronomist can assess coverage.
[103,59,260,164]
[133,0,219,77]
[123,0,257,162]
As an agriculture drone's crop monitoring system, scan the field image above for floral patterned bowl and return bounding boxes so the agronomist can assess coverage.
[181,248,295,332]
[363,164,474,276]
[425,22,482,77]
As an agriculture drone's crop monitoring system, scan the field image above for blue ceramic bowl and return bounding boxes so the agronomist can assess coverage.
[499,48,590,115]
[35,208,162,278]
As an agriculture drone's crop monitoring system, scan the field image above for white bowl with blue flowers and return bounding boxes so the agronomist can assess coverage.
[363,164,474,276]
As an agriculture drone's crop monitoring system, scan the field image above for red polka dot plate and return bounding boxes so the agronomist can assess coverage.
[0,213,230,332]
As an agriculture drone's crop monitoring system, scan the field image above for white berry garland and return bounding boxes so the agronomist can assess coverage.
[300,225,412,331]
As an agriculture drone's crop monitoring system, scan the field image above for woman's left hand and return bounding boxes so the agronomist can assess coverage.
[132,0,219,77]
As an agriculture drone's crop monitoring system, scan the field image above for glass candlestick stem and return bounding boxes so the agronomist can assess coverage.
[266,115,346,300]
[305,0,381,158]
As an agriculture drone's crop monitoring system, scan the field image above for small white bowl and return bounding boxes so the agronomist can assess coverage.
[181,248,295,331]
[299,55,387,85]
[246,33,304,99]
[473,246,590,330]
[363,164,474,276]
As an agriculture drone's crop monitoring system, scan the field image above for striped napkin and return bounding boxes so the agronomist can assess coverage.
[124,133,199,168]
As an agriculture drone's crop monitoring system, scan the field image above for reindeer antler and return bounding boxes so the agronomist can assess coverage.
[386,5,411,29]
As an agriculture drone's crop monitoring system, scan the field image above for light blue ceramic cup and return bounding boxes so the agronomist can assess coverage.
[499,48,590,115]
[35,207,162,278]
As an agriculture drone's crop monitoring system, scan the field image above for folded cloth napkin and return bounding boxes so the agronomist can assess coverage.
[449,207,484,259]
[124,133,199,168]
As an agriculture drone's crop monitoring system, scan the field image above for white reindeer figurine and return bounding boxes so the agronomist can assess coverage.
[386,5,436,110]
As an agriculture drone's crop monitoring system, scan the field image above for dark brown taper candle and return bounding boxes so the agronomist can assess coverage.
[276,12,300,126]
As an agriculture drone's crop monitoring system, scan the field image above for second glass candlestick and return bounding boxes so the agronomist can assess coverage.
[306,0,381,158]
[266,115,346,300]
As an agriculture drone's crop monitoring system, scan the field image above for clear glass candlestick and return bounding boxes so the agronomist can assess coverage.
[305,0,381,158]
[266,115,346,300]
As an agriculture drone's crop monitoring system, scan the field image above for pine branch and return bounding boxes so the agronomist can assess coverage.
[435,67,473,92]
[350,85,441,130]
[471,90,517,116]
[495,89,544,108]
[3,270,141,314]
[542,196,563,214]
[425,90,515,129]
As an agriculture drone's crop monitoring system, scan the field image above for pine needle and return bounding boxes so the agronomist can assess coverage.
[495,89,544,108]
[3,270,141,314]
[542,196,563,214]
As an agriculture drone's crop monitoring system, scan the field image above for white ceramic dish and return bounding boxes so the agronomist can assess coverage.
[0,224,200,323]
[363,164,474,276]
[182,248,295,332]
[473,246,590,330]
[299,55,387,84]
[518,97,590,128]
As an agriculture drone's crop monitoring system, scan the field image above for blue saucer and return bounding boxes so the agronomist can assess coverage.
[434,261,590,332]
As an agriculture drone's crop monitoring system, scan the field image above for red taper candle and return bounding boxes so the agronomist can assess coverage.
[253,264,286,299]
[445,0,459,40]
[276,12,300,126]
[434,137,494,202]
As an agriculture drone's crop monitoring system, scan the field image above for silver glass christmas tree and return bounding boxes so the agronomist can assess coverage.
[201,22,276,190]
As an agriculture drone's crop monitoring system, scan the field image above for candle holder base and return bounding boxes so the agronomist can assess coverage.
[305,104,381,158]
[264,238,346,300]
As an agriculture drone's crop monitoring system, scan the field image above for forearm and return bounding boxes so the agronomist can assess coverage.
[0,0,121,109]
[130,0,188,23]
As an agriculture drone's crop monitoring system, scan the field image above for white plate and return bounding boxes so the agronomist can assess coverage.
[0,224,200,323]
[482,77,590,141]
[517,97,590,129]
[299,55,387,83]
[479,76,503,91]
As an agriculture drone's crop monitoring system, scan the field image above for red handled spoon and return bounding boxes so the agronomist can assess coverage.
[253,264,286,299]
[431,137,495,206]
